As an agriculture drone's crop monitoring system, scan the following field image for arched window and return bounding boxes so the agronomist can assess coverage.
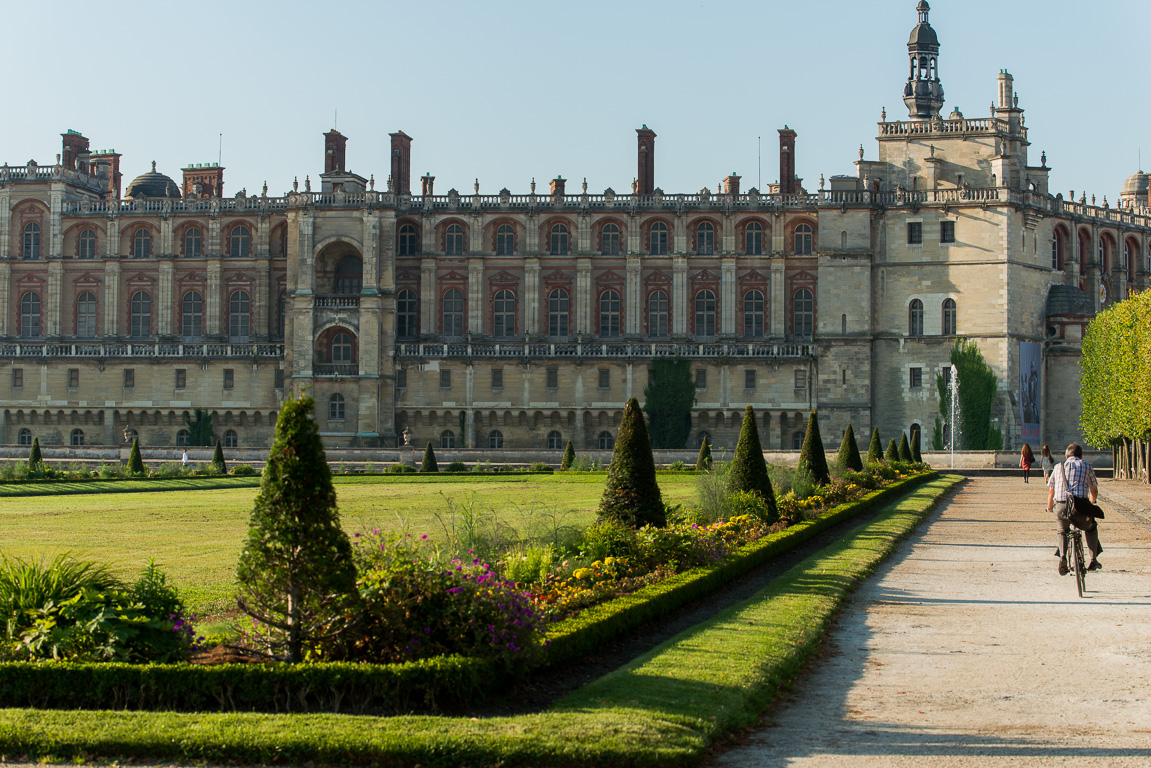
[547,430,562,450]
[488,430,504,449]
[601,223,620,255]
[694,289,717,337]
[794,223,813,255]
[1125,241,1137,281]
[908,299,924,336]
[1051,230,1064,271]
[223,429,238,448]
[743,290,765,338]
[745,221,764,255]
[133,228,151,258]
[334,254,363,294]
[23,223,40,259]
[130,291,151,337]
[649,222,668,255]
[439,430,456,449]
[599,290,621,338]
[942,298,956,336]
[548,288,569,338]
[1098,238,1110,272]
[445,223,464,255]
[176,429,190,447]
[910,423,922,447]
[182,291,203,339]
[18,428,32,446]
[398,223,419,256]
[792,288,814,340]
[329,393,346,421]
[76,291,98,338]
[549,223,569,255]
[229,225,251,258]
[397,289,418,338]
[71,428,85,447]
[648,290,669,337]
[598,430,615,450]
[695,221,715,255]
[184,227,202,258]
[495,224,514,255]
[78,228,97,259]
[228,290,250,341]
[442,288,464,338]
[792,431,804,449]
[331,332,354,363]
[493,289,516,338]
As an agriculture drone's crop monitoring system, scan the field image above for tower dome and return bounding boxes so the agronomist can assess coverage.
[124,161,181,199]
[903,1,945,119]
[1120,170,1149,208]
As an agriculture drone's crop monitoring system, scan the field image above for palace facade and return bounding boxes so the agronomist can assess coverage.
[3,2,1149,454]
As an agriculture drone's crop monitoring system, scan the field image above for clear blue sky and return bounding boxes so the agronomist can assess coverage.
[3,0,1148,201]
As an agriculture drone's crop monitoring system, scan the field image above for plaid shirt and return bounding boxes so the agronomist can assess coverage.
[1048,457,1097,501]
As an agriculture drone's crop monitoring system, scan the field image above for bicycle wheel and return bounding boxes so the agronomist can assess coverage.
[1071,531,1086,597]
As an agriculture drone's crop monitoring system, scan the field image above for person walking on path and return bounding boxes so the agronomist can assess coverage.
[1040,444,1055,483]
[1020,443,1034,483]
[1047,443,1103,574]
[181,449,189,468]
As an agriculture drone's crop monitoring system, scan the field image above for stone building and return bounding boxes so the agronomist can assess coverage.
[2,1,1148,454]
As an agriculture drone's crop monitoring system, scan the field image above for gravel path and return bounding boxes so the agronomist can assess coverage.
[711,476,1151,767]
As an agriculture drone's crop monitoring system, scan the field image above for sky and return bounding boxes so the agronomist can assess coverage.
[3,0,1148,201]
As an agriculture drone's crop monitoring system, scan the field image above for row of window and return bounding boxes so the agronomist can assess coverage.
[416,365,796,395]
[908,298,957,336]
[14,426,240,448]
[20,223,257,260]
[427,428,615,451]
[12,366,251,391]
[906,221,955,245]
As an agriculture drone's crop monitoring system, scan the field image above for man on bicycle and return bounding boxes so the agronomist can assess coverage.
[1046,443,1102,574]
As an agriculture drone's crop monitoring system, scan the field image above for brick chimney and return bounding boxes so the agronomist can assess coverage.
[390,131,412,195]
[636,125,656,195]
[181,163,225,198]
[324,129,347,174]
[90,149,122,198]
[550,176,566,199]
[421,173,435,196]
[724,173,741,195]
[778,127,797,195]
[61,130,89,171]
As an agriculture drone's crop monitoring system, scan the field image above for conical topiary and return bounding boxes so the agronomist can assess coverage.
[420,442,439,473]
[898,433,913,463]
[911,429,923,463]
[598,397,665,528]
[797,411,830,485]
[867,427,884,463]
[561,440,576,470]
[127,438,146,475]
[838,424,864,472]
[727,406,777,519]
[695,436,713,471]
[885,438,899,462]
[209,438,227,475]
[27,436,43,468]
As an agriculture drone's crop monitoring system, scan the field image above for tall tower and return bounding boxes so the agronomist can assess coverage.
[903,1,944,119]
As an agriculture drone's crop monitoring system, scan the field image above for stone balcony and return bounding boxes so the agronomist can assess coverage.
[1,341,284,359]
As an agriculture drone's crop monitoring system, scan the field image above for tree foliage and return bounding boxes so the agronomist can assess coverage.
[798,411,830,485]
[127,438,145,475]
[598,397,665,528]
[184,409,215,447]
[642,356,696,449]
[560,440,576,470]
[867,428,884,463]
[1080,290,1151,448]
[727,406,777,519]
[695,436,713,471]
[911,428,923,463]
[898,433,912,463]
[936,337,999,450]
[27,437,43,469]
[235,394,355,663]
[885,438,899,462]
[420,442,439,473]
[209,439,227,475]
[837,424,863,472]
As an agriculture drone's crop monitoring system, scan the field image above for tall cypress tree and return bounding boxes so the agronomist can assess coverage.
[695,436,713,471]
[797,411,830,485]
[838,424,864,472]
[420,442,439,473]
[209,439,227,474]
[598,397,665,528]
[898,432,913,463]
[127,438,145,475]
[561,440,576,470]
[642,356,696,448]
[885,438,899,462]
[867,427,884,463]
[910,429,923,463]
[727,405,777,518]
[27,437,43,469]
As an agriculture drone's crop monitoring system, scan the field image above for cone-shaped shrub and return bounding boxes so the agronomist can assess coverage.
[420,442,439,473]
[885,438,899,462]
[598,397,665,528]
[561,440,576,470]
[695,436,713,471]
[727,406,777,519]
[236,394,355,663]
[838,424,864,472]
[797,411,830,486]
[911,429,923,463]
[127,438,145,475]
[898,432,913,463]
[27,437,43,468]
[868,427,884,463]
[209,439,227,475]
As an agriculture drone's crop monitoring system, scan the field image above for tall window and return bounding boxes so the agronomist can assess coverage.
[223,429,238,448]
[133,228,151,258]
[334,254,362,294]
[1051,234,1061,270]
[398,223,419,255]
[694,289,717,337]
[331,332,354,363]
[78,228,97,259]
[445,223,464,255]
[229,225,251,257]
[793,288,814,339]
[397,289,418,338]
[743,290,765,338]
[493,289,516,338]
[439,430,456,449]
[648,290,669,337]
[277,292,286,338]
[695,221,715,255]
[549,223,569,255]
[182,291,203,339]
[228,290,251,341]
[130,291,151,337]
[908,298,924,336]
[907,222,923,244]
[649,222,668,255]
[442,288,464,338]
[76,291,98,338]
[794,223,813,255]
[488,430,504,449]
[942,298,956,335]
[495,224,514,255]
[745,221,764,255]
[185,227,202,258]
[329,393,345,420]
[601,223,620,255]
[1098,239,1109,272]
[23,223,40,259]
[548,288,569,338]
[547,430,563,450]
[19,292,40,338]
[71,429,85,446]
[598,431,614,450]
[18,429,32,446]
[599,290,621,338]
[176,429,190,446]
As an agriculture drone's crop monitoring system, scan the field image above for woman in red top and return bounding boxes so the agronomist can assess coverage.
[1020,443,1034,484]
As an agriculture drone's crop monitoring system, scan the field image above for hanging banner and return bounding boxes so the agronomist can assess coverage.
[1019,341,1042,443]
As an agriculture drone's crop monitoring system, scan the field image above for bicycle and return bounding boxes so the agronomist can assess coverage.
[1067,523,1088,598]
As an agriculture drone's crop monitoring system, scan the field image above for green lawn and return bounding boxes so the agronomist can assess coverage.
[0,473,698,616]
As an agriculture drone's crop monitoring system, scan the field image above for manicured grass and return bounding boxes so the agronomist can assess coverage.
[0,476,962,767]
[0,476,262,497]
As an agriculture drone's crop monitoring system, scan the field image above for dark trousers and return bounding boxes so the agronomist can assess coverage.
[1054,500,1102,560]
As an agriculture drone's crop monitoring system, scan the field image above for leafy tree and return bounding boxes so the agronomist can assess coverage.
[727,406,777,519]
[184,409,215,447]
[642,356,696,449]
[837,424,863,472]
[598,397,665,528]
[898,433,912,463]
[420,442,439,473]
[560,440,576,470]
[209,439,227,475]
[798,411,830,485]
[885,438,899,462]
[695,436,713,471]
[936,338,999,450]
[911,429,923,463]
[931,418,944,451]
[867,427,884,463]
[27,437,43,469]
[127,438,145,475]
[986,426,1003,451]
[236,394,355,663]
